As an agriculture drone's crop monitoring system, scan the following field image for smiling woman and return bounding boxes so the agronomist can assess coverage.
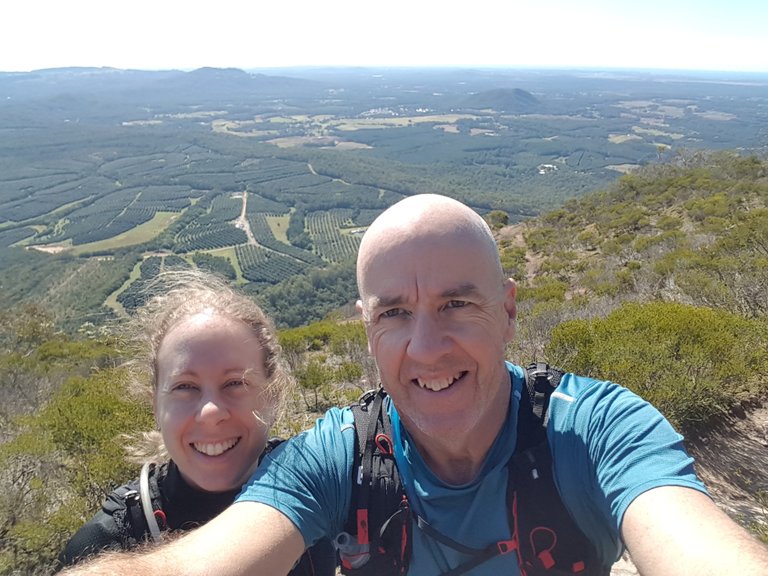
[57,268,337,575]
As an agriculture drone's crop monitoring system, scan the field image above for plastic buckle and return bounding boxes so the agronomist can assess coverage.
[496,539,517,554]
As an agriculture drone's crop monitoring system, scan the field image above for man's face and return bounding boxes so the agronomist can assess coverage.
[358,231,516,450]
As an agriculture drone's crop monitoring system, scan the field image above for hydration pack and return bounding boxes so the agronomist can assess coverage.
[111,461,167,546]
[113,437,286,546]
[335,363,611,576]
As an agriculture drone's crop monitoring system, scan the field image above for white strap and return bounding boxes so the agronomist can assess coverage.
[139,462,163,542]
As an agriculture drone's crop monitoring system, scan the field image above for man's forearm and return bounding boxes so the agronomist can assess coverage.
[623,486,768,576]
[59,548,174,576]
[60,502,306,576]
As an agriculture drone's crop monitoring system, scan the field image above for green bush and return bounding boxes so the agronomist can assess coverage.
[0,367,153,574]
[546,301,767,431]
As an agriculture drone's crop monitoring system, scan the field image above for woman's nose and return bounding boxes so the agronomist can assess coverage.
[196,395,230,423]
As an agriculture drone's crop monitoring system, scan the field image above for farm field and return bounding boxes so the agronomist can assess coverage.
[1,65,766,327]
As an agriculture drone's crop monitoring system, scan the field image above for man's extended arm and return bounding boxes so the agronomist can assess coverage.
[59,502,305,576]
[622,486,768,576]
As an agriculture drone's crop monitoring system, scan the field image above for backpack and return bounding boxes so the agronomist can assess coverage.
[113,437,287,546]
[335,363,610,576]
[110,439,339,576]
[110,461,166,546]
[62,441,337,575]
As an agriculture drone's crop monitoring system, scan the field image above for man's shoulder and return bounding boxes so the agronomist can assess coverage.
[270,405,356,462]
[554,371,643,410]
[516,364,651,434]
[308,404,355,432]
[505,361,609,406]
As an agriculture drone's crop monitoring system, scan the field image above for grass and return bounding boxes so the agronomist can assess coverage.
[104,259,143,317]
[203,246,245,283]
[266,214,291,243]
[70,212,178,255]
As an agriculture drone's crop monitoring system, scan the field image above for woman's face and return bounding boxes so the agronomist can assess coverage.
[154,311,273,493]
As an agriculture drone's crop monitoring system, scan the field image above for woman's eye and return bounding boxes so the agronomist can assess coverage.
[172,383,196,392]
[225,379,247,389]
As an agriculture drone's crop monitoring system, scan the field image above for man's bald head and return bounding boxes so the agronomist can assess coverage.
[357,194,503,301]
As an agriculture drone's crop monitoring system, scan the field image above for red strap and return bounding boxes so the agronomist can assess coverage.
[356,509,370,545]
[153,509,167,529]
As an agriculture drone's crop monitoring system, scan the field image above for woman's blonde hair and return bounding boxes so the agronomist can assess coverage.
[122,267,293,463]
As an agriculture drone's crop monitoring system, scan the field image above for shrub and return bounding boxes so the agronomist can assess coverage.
[546,301,767,431]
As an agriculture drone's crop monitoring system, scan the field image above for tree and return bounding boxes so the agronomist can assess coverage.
[484,209,509,230]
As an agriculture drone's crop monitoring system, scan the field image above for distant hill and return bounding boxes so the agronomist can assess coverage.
[152,67,317,99]
[0,66,319,105]
[461,88,540,112]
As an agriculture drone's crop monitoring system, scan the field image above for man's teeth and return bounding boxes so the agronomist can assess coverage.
[193,438,239,456]
[417,374,461,391]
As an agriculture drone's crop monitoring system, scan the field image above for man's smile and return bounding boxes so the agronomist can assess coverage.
[414,371,467,392]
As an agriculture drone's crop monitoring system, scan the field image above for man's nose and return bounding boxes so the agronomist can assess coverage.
[406,313,451,363]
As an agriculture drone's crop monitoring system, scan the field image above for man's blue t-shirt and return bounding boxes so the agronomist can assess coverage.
[238,363,706,574]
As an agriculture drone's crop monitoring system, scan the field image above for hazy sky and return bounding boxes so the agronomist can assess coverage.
[2,0,767,73]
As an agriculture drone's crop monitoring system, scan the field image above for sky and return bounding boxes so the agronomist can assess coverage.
[2,0,767,73]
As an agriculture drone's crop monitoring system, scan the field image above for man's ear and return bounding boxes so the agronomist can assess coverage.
[503,279,517,342]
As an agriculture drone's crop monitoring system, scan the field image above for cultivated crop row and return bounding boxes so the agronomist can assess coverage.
[306,209,361,264]
[175,223,248,252]
[69,206,158,245]
[235,244,309,284]
[243,193,290,214]
[247,213,324,266]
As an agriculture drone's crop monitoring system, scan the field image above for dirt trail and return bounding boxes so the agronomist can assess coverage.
[234,191,257,245]
[609,400,768,575]
[688,401,768,523]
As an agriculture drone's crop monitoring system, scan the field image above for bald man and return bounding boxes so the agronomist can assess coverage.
[64,194,768,576]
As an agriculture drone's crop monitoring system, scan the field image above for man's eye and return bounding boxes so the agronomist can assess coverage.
[381,308,406,318]
[445,300,467,309]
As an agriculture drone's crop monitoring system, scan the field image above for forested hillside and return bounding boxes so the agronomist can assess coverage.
[1,151,767,574]
[3,67,767,332]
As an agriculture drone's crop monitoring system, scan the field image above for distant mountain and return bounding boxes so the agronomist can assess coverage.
[0,66,320,106]
[461,88,540,112]
[157,66,314,94]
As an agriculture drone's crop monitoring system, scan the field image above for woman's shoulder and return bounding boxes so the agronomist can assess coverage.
[58,506,125,566]
[59,463,170,567]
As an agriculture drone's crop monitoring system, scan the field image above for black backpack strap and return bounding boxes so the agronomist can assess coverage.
[338,388,411,575]
[119,487,149,545]
[509,443,609,575]
[113,463,167,546]
[342,389,513,576]
[414,514,517,576]
[340,368,609,576]
[511,364,610,576]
